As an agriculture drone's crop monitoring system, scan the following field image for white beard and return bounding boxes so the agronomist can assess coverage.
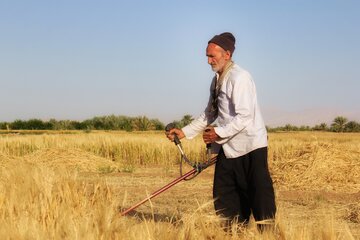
[210,65,220,72]
[209,58,226,73]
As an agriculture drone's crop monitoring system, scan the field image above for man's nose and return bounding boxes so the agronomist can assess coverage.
[208,57,212,64]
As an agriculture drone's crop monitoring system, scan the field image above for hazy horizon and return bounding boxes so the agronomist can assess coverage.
[1,106,359,128]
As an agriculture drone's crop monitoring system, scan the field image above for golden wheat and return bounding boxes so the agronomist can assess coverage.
[0,131,359,239]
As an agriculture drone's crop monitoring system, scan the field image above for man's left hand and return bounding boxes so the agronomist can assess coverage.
[203,126,219,144]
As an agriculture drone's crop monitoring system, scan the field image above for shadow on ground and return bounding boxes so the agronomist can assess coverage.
[120,209,181,224]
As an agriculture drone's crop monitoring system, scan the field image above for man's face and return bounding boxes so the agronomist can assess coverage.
[206,43,230,73]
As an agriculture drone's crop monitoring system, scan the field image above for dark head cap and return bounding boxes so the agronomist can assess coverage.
[208,32,236,54]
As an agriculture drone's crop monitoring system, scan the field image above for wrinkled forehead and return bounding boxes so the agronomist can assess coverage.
[206,43,225,55]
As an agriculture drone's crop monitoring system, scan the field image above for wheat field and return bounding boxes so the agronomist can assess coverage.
[0,131,359,239]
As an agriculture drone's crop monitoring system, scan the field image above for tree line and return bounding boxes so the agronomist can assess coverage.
[267,116,360,132]
[0,115,164,131]
[0,115,359,132]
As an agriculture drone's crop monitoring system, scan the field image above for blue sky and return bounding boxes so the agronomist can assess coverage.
[1,0,359,126]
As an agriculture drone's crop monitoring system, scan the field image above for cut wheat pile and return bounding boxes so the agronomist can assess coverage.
[23,147,120,172]
[270,139,360,193]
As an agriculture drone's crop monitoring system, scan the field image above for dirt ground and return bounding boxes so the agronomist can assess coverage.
[81,166,360,239]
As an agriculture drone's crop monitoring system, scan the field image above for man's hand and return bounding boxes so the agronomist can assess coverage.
[165,128,185,142]
[203,126,219,144]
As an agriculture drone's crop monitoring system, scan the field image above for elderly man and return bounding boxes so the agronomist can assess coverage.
[166,32,276,230]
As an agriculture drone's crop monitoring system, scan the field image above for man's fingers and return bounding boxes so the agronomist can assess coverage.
[165,129,179,142]
[165,128,185,142]
[202,127,218,144]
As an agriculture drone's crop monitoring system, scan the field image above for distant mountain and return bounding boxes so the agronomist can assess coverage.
[262,107,360,127]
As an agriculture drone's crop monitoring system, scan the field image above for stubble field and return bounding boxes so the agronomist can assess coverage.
[0,131,359,239]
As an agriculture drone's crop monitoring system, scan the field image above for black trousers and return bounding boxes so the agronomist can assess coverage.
[213,147,276,223]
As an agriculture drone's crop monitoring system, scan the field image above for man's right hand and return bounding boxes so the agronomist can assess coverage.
[165,128,185,142]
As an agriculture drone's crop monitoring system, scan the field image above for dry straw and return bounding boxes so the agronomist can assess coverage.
[269,139,360,193]
[24,147,120,172]
[0,131,359,239]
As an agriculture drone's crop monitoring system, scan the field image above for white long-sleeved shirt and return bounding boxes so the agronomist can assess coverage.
[182,63,268,158]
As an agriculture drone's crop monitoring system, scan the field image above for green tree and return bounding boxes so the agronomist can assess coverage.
[0,122,8,130]
[26,119,46,130]
[10,120,26,129]
[299,125,311,131]
[70,121,86,130]
[118,116,134,131]
[265,125,276,132]
[171,120,182,129]
[132,116,154,131]
[56,120,76,130]
[344,121,360,132]
[331,116,348,132]
[180,114,194,128]
[92,116,105,129]
[283,124,298,131]
[151,119,165,130]
[313,122,328,131]
[81,119,95,130]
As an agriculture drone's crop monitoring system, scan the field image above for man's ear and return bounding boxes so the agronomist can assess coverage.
[225,50,232,60]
